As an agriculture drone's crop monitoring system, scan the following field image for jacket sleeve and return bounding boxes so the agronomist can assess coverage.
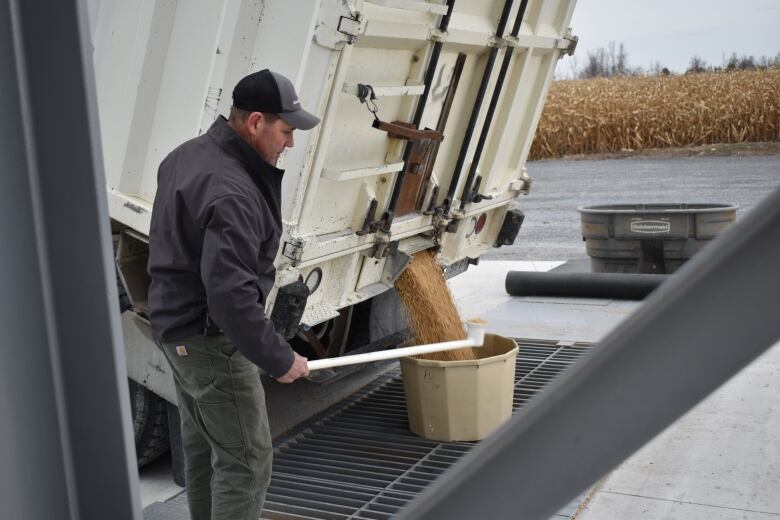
[199,194,295,377]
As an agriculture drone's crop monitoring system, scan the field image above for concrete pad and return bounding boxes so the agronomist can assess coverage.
[447,260,563,320]
[576,340,780,519]
[452,261,780,519]
[580,491,780,519]
[448,260,642,343]
[480,296,639,343]
[137,454,183,508]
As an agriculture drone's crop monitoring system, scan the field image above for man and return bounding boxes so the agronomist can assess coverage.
[148,69,319,520]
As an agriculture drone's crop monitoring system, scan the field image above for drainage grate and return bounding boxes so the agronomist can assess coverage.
[262,339,592,520]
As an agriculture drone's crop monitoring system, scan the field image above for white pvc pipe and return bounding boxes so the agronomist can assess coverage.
[307,323,486,371]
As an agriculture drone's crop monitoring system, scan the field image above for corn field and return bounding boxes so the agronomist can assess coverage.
[529,69,780,160]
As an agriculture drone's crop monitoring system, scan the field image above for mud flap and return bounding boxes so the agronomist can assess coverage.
[495,209,525,247]
[270,281,310,339]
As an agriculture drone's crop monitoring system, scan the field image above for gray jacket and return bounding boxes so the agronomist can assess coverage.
[148,116,294,377]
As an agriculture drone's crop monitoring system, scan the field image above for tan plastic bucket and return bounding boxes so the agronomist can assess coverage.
[400,334,518,441]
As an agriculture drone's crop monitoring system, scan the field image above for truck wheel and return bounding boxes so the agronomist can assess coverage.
[129,379,170,466]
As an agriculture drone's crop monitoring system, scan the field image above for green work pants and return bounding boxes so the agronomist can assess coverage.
[160,334,272,520]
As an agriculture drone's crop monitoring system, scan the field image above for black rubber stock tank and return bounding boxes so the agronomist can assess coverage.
[578,203,738,274]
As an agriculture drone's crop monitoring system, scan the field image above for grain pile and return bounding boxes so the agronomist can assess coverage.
[530,69,780,159]
[395,250,476,361]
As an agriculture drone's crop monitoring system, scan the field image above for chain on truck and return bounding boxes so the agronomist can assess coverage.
[91,0,577,469]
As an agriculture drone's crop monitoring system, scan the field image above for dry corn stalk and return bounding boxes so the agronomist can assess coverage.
[529,70,780,159]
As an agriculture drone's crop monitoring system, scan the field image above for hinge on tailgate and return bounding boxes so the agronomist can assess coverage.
[560,31,579,57]
[509,167,533,195]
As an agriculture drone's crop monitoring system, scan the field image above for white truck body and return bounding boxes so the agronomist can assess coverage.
[89,0,576,402]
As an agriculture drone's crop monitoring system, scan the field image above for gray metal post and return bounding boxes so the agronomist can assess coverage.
[0,1,140,519]
[397,185,780,520]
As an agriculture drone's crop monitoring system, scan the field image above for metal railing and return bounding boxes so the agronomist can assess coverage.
[0,0,140,518]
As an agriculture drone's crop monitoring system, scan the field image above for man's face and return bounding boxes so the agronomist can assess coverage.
[250,114,295,166]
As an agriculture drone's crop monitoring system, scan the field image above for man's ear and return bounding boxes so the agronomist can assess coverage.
[246,111,263,136]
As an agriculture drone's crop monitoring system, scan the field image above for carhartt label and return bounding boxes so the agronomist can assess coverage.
[176,345,188,356]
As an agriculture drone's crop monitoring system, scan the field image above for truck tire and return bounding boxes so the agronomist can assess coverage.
[129,379,170,466]
[116,271,131,313]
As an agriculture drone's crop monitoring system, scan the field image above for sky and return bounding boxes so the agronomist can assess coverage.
[557,0,780,76]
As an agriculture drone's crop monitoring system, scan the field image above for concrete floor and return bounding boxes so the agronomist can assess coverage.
[452,261,780,520]
[139,453,180,509]
[575,342,780,519]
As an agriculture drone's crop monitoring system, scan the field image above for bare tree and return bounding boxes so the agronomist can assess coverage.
[725,52,740,71]
[649,61,671,76]
[615,42,629,76]
[686,55,708,74]
[581,47,606,78]
[738,54,757,70]
[569,46,779,79]
[579,41,633,78]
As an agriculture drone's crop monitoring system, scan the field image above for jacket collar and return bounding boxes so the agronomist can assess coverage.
[207,116,285,184]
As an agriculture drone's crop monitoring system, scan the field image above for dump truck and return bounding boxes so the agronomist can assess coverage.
[90,0,578,466]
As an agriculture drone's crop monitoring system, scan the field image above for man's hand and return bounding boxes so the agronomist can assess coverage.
[276,352,309,383]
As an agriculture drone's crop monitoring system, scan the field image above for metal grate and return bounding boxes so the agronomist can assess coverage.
[262,339,592,520]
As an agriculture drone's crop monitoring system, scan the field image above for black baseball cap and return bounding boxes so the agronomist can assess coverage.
[232,69,320,130]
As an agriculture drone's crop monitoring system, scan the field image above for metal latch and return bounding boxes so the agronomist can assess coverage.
[467,176,494,204]
[338,13,361,44]
[372,120,444,142]
[356,199,383,236]
[281,238,306,266]
[315,6,362,49]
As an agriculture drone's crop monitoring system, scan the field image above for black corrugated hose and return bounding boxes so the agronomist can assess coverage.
[505,271,669,300]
